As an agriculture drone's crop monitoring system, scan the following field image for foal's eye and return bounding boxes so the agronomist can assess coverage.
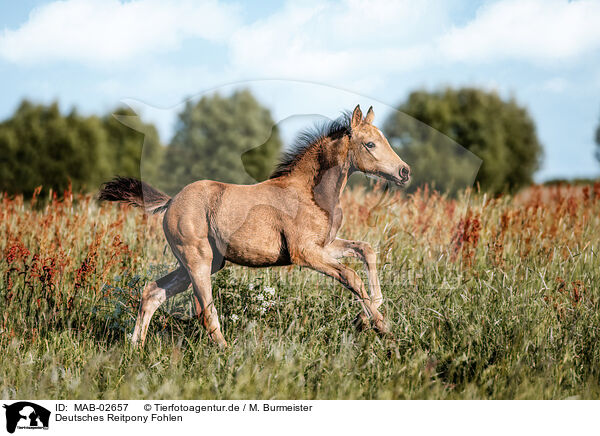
[365,142,376,149]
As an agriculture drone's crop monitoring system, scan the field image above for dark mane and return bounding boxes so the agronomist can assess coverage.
[269,111,352,179]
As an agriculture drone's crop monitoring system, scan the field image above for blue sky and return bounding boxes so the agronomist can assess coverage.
[1,0,600,181]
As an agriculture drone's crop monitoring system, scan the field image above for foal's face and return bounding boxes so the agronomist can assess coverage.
[349,105,411,187]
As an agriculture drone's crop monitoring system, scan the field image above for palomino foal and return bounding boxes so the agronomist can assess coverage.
[99,105,410,347]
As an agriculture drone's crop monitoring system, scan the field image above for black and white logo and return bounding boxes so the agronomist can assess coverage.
[2,402,50,434]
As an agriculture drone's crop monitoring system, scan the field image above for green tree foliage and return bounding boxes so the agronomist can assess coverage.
[0,100,109,196]
[160,90,282,193]
[0,100,162,196]
[595,114,600,163]
[103,107,163,186]
[385,88,543,193]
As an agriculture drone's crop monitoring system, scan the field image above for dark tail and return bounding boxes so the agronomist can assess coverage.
[98,176,171,214]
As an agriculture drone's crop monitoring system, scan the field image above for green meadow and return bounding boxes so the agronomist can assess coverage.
[2,184,599,399]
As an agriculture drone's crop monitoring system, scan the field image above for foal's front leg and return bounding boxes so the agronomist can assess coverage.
[293,245,389,334]
[325,238,384,331]
[326,238,383,308]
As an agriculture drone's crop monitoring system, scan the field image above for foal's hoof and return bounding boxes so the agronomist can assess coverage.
[354,313,393,338]
[353,313,369,331]
[218,340,228,349]
[129,333,144,348]
[211,336,228,348]
[372,318,393,338]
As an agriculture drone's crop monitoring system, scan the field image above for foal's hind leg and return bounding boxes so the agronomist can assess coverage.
[178,240,227,347]
[131,266,191,346]
[192,240,226,323]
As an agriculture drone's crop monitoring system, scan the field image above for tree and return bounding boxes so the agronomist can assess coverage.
[595,114,600,163]
[102,107,163,185]
[0,100,163,196]
[0,100,110,196]
[384,88,543,194]
[160,90,282,193]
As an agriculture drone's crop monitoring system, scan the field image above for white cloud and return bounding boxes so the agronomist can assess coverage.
[227,0,600,88]
[0,0,240,66]
[542,77,570,93]
[439,0,600,63]
[3,0,600,87]
[228,0,446,85]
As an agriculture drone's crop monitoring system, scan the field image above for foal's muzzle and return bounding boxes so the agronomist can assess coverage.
[395,165,411,186]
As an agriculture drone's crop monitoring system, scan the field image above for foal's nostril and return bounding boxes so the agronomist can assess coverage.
[400,166,410,179]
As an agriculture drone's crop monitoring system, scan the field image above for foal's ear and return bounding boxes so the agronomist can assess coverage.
[351,105,363,128]
[364,106,375,124]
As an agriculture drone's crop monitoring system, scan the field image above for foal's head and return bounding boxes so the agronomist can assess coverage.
[348,105,410,186]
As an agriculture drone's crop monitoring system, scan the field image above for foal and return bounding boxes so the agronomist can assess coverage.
[99,105,410,347]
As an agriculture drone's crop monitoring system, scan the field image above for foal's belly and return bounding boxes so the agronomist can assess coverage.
[224,238,291,267]
[213,205,292,267]
[221,228,291,267]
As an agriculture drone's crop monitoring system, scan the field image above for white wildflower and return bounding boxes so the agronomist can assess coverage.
[248,283,255,291]
[256,293,264,301]
[264,286,275,296]
[230,314,239,322]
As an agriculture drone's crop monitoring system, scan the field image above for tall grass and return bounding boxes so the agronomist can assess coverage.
[1,183,599,399]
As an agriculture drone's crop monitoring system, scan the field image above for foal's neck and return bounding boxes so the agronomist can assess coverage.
[291,136,351,211]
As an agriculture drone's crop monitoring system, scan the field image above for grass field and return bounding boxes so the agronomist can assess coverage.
[1,183,600,399]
